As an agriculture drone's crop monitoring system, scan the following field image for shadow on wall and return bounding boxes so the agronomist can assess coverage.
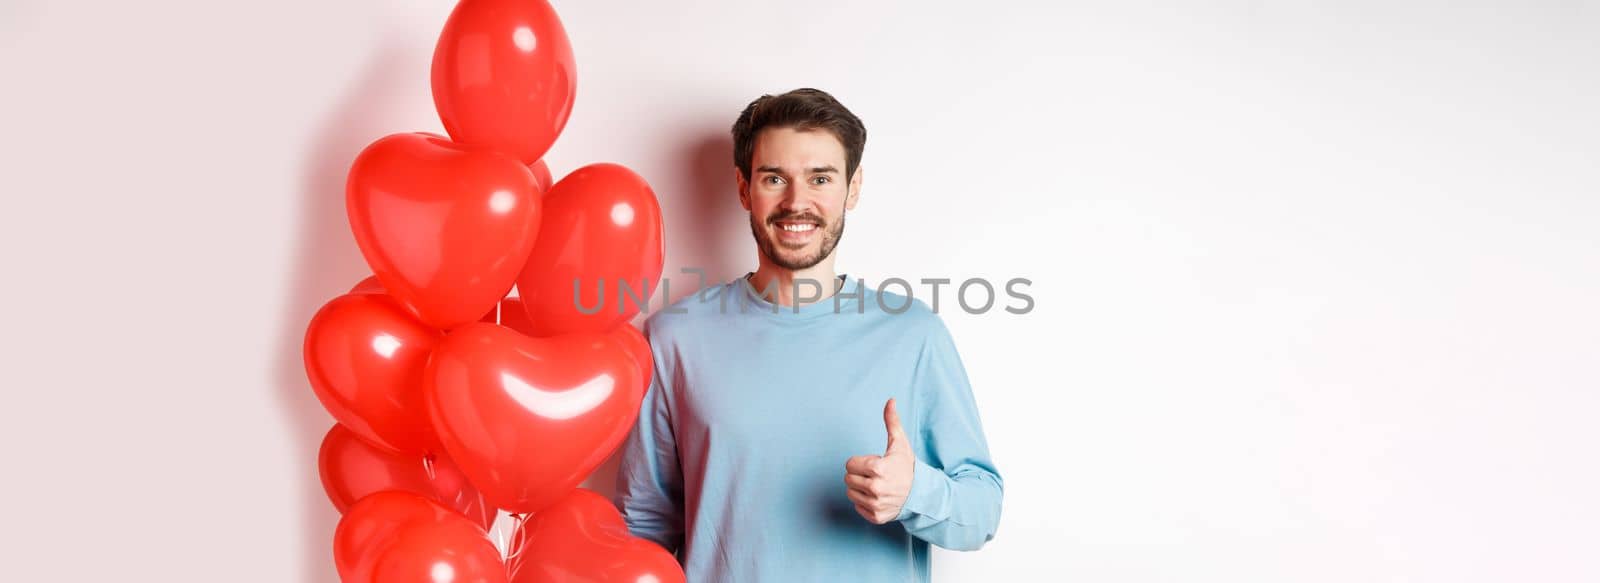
[661,126,749,305]
[272,40,427,583]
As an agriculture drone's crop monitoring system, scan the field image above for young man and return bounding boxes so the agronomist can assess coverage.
[613,88,1002,582]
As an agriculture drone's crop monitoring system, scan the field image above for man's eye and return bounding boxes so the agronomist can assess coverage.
[811,176,831,185]
[765,176,784,185]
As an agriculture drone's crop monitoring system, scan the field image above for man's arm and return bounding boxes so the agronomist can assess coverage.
[896,316,1004,551]
[612,327,685,554]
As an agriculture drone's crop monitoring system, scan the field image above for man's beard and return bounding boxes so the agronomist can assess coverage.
[750,210,846,271]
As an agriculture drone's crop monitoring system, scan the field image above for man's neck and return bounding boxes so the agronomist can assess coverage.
[748,257,842,307]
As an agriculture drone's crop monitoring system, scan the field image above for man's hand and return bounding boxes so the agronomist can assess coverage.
[844,398,915,524]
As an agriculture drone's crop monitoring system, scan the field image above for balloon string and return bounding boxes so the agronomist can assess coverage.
[505,512,530,572]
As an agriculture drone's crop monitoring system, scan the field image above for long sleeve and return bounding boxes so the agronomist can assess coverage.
[612,327,685,554]
[895,316,1005,551]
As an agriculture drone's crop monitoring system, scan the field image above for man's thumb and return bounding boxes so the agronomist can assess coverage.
[883,398,909,454]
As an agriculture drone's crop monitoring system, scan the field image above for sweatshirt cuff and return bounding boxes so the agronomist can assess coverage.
[896,458,949,522]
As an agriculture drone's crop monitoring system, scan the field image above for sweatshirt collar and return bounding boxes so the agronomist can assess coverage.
[734,272,864,319]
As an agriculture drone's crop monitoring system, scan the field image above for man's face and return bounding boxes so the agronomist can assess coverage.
[737,126,862,271]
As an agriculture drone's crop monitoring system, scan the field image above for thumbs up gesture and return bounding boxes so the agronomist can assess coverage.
[844,398,916,524]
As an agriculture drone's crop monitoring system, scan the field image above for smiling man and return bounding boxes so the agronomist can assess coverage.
[612,88,1003,582]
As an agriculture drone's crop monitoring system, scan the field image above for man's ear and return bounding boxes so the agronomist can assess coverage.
[845,165,864,211]
[735,167,752,211]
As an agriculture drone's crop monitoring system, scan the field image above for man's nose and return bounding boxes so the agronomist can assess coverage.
[777,183,816,213]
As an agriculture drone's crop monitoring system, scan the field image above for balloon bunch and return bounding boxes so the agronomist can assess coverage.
[301,1,680,581]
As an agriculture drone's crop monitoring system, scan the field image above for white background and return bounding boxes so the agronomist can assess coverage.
[3,1,1597,581]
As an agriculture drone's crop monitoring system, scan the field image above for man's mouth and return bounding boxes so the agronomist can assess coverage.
[772,219,821,246]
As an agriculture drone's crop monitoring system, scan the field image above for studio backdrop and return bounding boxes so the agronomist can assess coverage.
[1,0,1596,581]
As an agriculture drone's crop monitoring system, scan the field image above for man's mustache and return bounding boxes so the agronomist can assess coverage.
[766,211,825,226]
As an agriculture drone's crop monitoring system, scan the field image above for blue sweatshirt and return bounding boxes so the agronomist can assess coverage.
[612,274,1003,582]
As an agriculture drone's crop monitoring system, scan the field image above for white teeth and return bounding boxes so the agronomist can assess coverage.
[780,223,816,232]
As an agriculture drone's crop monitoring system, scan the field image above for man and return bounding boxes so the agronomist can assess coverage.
[613,88,1003,582]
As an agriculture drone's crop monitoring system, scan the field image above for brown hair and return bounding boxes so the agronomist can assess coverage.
[731,88,866,182]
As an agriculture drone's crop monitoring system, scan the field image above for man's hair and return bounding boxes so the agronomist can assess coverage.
[731,88,866,182]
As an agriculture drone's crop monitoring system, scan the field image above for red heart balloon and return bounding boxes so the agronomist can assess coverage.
[497,298,651,394]
[370,521,508,583]
[426,323,644,514]
[318,424,495,530]
[507,489,684,583]
[516,163,664,337]
[496,297,538,336]
[335,491,506,583]
[349,275,385,294]
[334,491,443,582]
[433,0,576,165]
[610,323,654,393]
[304,293,442,455]
[356,276,499,324]
[346,132,543,330]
